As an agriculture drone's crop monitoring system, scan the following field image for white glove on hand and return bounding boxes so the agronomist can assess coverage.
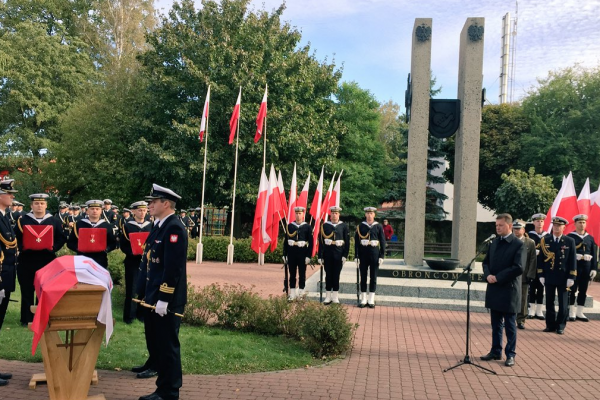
[324,239,332,246]
[584,254,593,262]
[155,300,168,317]
[355,258,360,266]
[379,258,383,265]
[590,270,597,280]
[318,258,324,265]
[288,240,295,246]
[342,257,346,264]
[297,241,306,248]
[305,257,310,265]
[535,249,540,256]
[283,256,288,263]
[360,239,369,246]
[576,254,583,261]
[0,289,4,305]
[567,279,575,288]
[539,277,545,286]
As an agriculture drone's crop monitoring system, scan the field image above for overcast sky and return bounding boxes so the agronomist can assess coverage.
[155,0,600,111]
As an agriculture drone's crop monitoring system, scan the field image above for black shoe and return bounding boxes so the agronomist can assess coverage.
[505,357,515,367]
[367,303,375,309]
[576,316,589,322]
[480,352,502,361]
[556,329,565,335]
[136,369,158,379]
[517,323,525,329]
[526,315,534,319]
[124,319,134,324]
[323,300,332,305]
[568,317,576,322]
[0,372,12,380]
[535,315,545,320]
[0,378,7,386]
[131,364,149,373]
[139,394,164,400]
[358,303,366,308]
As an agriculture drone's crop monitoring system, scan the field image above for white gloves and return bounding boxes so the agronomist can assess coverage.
[539,277,545,286]
[583,254,593,262]
[567,279,575,288]
[318,258,324,265]
[379,258,384,265]
[297,241,306,248]
[536,249,540,256]
[370,240,380,247]
[342,257,346,264]
[360,239,369,246]
[355,258,360,266]
[0,289,4,305]
[155,300,168,317]
[576,254,583,261]
[305,257,310,265]
[324,239,332,246]
[590,270,597,280]
[282,256,288,263]
[335,240,344,247]
[288,240,295,246]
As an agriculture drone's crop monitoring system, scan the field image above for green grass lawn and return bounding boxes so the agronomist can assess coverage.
[0,282,323,375]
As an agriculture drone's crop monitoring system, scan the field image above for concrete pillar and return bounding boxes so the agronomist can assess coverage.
[451,18,485,264]
[404,19,432,266]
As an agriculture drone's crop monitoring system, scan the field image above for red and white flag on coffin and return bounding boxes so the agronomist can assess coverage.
[577,177,591,216]
[296,171,311,210]
[31,255,113,355]
[199,86,210,142]
[309,167,324,221]
[277,170,287,222]
[251,168,269,254]
[269,165,283,252]
[544,171,579,233]
[320,172,337,221]
[254,85,267,143]
[229,87,241,145]
[587,183,600,242]
[287,163,297,220]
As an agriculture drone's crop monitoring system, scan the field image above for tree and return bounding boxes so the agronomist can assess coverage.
[494,168,557,220]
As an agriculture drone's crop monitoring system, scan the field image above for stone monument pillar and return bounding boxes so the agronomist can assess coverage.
[451,18,485,263]
[404,19,432,266]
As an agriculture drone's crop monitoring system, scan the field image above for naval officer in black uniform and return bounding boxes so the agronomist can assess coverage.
[138,184,187,400]
[539,216,577,335]
[318,206,349,304]
[354,207,385,308]
[283,206,313,300]
[567,214,597,322]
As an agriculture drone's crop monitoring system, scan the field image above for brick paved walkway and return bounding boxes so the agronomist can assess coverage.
[2,262,600,399]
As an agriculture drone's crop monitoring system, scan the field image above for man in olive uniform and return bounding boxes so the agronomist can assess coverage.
[138,184,187,400]
[567,214,598,322]
[283,207,313,300]
[539,216,577,335]
[15,193,66,326]
[512,220,537,329]
[527,213,547,319]
[354,207,385,308]
[318,206,349,305]
[0,179,19,386]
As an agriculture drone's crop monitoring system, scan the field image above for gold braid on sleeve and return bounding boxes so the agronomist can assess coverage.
[0,232,17,249]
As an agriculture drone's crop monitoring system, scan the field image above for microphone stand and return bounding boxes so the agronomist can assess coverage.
[444,242,496,374]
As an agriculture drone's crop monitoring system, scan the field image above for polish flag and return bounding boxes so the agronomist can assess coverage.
[254,85,267,143]
[259,166,276,252]
[199,86,210,142]
[229,87,241,145]
[309,167,324,221]
[296,172,311,210]
[251,168,269,254]
[269,166,283,252]
[287,163,297,220]
[320,172,337,221]
[544,172,579,233]
[577,178,591,216]
[588,183,600,242]
[277,170,287,222]
[332,170,342,208]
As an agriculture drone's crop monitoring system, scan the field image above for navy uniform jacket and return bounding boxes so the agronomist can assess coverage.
[143,214,187,312]
[318,221,350,261]
[15,213,66,265]
[120,219,152,257]
[102,209,118,226]
[67,218,117,267]
[482,234,525,313]
[283,222,313,260]
[567,232,598,273]
[538,234,577,286]
[354,221,386,260]
[0,212,18,292]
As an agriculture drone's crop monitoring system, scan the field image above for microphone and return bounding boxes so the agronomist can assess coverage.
[483,234,496,244]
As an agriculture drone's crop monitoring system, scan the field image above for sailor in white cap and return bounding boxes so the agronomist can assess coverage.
[283,206,313,300]
[354,207,386,308]
[566,214,597,322]
[318,206,349,304]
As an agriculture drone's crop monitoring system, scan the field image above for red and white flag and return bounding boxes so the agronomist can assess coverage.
[577,177,591,217]
[309,167,324,221]
[255,85,267,143]
[320,172,337,221]
[251,168,269,254]
[269,165,283,252]
[229,87,241,145]
[199,86,210,142]
[587,183,600,242]
[332,170,342,208]
[543,172,579,233]
[277,170,287,222]
[287,163,297,220]
[296,172,310,210]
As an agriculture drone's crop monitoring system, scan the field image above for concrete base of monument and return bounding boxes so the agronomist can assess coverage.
[304,258,600,319]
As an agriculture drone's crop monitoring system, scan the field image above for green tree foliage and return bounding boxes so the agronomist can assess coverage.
[444,103,530,210]
[494,168,557,220]
[520,65,600,189]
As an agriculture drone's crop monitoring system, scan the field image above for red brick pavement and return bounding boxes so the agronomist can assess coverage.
[1,262,600,399]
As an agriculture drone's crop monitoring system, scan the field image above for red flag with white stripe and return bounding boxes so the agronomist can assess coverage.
[229,88,241,145]
[255,85,267,143]
[543,172,579,233]
[199,86,210,142]
[577,177,591,216]
[277,170,287,222]
[269,165,283,252]
[309,167,324,221]
[296,172,310,210]
[251,169,269,254]
[320,172,337,221]
[287,163,297,220]
[588,183,600,242]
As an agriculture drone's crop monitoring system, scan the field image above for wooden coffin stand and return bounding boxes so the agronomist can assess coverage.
[30,283,107,400]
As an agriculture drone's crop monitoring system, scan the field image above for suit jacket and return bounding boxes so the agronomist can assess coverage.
[482,233,525,313]
[538,234,577,286]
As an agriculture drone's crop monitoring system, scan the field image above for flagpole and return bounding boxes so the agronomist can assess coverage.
[197,90,210,264]
[227,94,241,265]
[263,117,267,171]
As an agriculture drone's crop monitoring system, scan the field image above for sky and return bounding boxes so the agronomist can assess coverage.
[154,0,600,111]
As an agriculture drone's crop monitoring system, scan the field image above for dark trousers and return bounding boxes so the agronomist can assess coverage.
[359,256,379,292]
[545,284,568,330]
[517,284,529,324]
[123,255,141,322]
[0,291,11,331]
[288,256,307,289]
[569,266,590,306]
[490,310,517,358]
[17,265,38,325]
[146,311,182,400]
[324,256,343,291]
[528,277,544,303]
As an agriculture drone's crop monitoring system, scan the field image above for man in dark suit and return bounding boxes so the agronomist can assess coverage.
[512,220,537,330]
[138,184,188,400]
[539,216,577,335]
[480,213,525,367]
